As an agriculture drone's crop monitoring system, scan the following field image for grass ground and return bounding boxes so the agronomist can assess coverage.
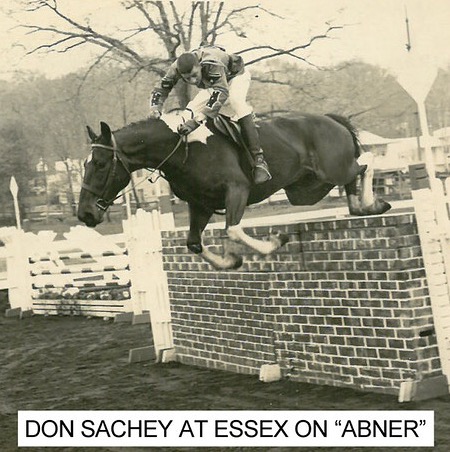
[0,293,448,452]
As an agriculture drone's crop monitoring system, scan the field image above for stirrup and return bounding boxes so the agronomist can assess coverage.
[253,158,272,184]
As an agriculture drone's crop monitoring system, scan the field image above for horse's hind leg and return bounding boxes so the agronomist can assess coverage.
[358,152,375,207]
[226,184,289,254]
[285,174,335,206]
[187,202,242,270]
[357,152,391,215]
[344,162,367,215]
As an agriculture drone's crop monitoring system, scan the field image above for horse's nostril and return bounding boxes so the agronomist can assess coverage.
[79,212,96,227]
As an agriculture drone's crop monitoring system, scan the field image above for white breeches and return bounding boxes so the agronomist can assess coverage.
[186,68,253,120]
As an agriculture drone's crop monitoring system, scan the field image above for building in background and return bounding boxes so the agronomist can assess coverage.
[358,128,449,197]
[360,128,450,173]
[29,159,172,221]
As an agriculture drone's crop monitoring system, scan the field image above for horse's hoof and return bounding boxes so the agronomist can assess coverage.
[229,254,243,270]
[365,199,392,215]
[278,233,289,247]
[187,242,203,254]
[378,199,392,214]
[349,208,363,216]
[369,198,392,215]
[272,232,289,248]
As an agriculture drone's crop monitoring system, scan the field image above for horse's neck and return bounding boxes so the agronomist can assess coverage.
[117,121,177,171]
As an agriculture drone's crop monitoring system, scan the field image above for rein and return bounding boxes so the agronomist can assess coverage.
[146,135,188,183]
[83,133,187,211]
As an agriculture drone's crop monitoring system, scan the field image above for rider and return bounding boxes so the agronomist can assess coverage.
[148,45,272,184]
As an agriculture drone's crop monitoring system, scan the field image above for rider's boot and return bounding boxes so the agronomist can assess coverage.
[238,114,272,184]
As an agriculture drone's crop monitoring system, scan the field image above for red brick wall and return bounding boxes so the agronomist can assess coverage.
[162,214,441,395]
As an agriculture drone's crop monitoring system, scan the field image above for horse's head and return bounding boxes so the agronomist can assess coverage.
[77,121,131,227]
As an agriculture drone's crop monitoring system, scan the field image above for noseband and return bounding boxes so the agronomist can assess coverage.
[82,134,132,211]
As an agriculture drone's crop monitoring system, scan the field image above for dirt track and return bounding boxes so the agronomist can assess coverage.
[1,293,448,452]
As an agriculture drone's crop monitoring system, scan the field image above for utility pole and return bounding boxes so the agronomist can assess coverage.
[414,112,422,161]
[397,6,437,179]
[404,6,411,52]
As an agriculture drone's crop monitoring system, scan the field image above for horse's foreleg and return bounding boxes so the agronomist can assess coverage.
[198,246,243,269]
[227,225,289,254]
[186,203,211,255]
[187,203,242,270]
[225,184,289,255]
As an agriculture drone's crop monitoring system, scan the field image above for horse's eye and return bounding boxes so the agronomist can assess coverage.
[93,159,106,168]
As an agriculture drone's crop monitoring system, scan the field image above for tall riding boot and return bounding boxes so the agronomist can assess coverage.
[238,114,272,184]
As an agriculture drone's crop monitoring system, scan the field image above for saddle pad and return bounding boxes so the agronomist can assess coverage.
[161,111,213,144]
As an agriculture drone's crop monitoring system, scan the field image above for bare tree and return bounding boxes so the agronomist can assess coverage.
[14,0,343,106]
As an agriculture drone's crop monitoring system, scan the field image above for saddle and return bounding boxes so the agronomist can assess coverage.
[210,115,254,168]
[161,110,255,180]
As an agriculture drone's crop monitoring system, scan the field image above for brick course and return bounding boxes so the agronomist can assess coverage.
[162,213,441,395]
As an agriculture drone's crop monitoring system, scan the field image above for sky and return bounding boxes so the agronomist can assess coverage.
[0,0,449,90]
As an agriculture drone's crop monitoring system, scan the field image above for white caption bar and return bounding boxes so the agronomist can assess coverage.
[18,410,434,448]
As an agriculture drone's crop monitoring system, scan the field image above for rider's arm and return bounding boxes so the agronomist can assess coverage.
[196,65,229,122]
[150,62,180,109]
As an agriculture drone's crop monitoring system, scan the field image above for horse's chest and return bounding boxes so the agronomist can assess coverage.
[169,176,225,204]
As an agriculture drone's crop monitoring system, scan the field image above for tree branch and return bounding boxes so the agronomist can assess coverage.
[205,1,224,44]
[252,75,292,86]
[17,0,347,110]
[21,1,147,68]
[239,25,343,65]
[199,2,209,44]
[170,1,187,50]
[187,2,201,49]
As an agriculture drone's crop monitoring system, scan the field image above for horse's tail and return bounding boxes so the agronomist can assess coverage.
[325,113,361,158]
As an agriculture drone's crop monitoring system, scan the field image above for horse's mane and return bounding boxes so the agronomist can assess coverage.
[117,117,152,132]
[325,113,361,157]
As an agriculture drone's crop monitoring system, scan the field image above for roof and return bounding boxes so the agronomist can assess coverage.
[358,131,394,145]
[433,127,450,138]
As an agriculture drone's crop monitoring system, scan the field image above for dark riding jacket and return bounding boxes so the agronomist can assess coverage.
[150,46,244,118]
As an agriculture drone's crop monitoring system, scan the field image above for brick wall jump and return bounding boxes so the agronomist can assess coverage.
[162,214,440,395]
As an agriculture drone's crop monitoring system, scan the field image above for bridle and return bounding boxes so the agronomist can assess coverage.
[82,132,187,212]
[82,133,132,211]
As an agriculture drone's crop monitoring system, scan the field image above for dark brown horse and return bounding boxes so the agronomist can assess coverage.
[78,113,391,269]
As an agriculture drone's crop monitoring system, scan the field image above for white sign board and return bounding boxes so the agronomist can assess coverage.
[9,176,19,197]
[396,53,437,103]
[9,176,21,230]
[395,53,438,177]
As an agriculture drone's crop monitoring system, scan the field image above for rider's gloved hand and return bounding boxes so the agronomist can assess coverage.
[149,105,162,119]
[177,119,200,136]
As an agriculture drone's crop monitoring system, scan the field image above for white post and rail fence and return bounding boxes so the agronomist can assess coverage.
[0,208,175,364]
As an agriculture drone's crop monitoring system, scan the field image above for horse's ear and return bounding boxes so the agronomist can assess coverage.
[100,121,112,143]
[86,125,97,142]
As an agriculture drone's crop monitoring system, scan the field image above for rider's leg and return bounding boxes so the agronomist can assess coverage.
[228,70,272,184]
[185,90,211,117]
[237,114,272,184]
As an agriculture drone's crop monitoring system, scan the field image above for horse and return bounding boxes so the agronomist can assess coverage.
[77,113,391,270]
